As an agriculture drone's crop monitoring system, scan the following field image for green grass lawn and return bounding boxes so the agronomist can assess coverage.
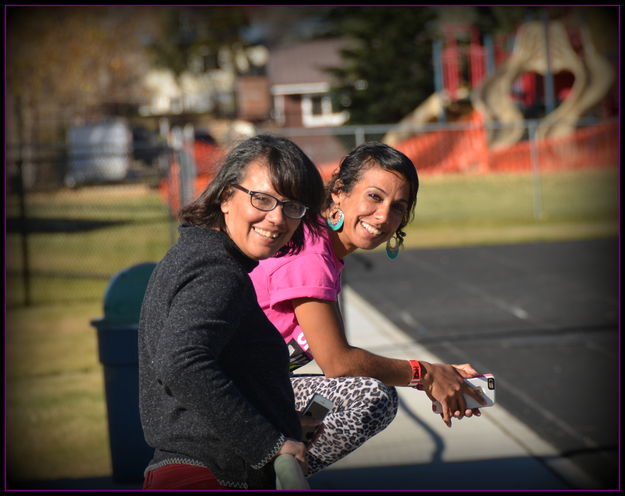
[403,168,618,248]
[6,184,174,307]
[5,167,619,484]
[6,302,111,482]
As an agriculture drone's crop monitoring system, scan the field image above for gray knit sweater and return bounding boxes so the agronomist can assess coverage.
[138,226,302,489]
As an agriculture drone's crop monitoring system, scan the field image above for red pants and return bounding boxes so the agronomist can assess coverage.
[143,463,233,490]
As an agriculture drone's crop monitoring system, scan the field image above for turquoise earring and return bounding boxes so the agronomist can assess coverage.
[386,235,400,259]
[326,208,344,231]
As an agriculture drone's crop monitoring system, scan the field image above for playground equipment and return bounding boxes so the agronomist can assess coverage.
[384,16,615,151]
[473,19,614,149]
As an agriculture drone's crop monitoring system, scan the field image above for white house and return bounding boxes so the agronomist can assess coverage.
[268,38,349,128]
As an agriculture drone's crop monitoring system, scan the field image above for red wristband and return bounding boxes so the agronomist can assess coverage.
[408,360,423,387]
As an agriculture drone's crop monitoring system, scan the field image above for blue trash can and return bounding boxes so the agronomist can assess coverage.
[91,262,156,482]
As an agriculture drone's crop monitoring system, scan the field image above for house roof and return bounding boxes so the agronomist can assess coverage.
[268,38,349,86]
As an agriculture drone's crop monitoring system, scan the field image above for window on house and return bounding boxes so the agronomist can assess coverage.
[201,52,220,72]
[311,95,324,116]
[302,94,348,127]
[190,49,220,74]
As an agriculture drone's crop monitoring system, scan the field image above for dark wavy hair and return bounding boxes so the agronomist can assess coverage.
[179,135,324,256]
[325,142,419,248]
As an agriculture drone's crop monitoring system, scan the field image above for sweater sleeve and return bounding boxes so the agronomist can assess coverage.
[153,258,285,468]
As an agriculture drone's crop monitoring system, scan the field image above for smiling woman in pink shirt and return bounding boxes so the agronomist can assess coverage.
[250,142,485,475]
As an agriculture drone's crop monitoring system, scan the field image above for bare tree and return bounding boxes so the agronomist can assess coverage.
[6,6,160,114]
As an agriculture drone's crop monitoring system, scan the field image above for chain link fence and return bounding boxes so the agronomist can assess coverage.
[6,121,177,306]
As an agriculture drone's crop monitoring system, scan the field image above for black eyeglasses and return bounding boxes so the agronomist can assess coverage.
[231,184,308,220]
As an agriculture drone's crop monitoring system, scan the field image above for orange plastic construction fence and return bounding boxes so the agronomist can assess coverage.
[392,112,617,175]
[159,141,223,213]
[160,116,617,213]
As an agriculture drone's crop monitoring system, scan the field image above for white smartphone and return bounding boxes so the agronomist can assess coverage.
[432,374,496,414]
[301,393,334,443]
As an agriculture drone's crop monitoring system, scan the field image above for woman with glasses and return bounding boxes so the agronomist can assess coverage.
[250,142,485,475]
[138,135,325,489]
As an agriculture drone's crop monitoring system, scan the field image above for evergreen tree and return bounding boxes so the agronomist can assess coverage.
[325,7,437,125]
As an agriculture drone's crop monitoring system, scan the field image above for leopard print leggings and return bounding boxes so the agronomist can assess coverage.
[290,375,399,475]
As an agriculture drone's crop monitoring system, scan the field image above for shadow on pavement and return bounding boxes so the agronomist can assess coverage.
[308,457,573,490]
[7,477,142,491]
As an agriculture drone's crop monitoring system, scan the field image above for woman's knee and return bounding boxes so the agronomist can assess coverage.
[368,379,399,423]
[348,377,399,426]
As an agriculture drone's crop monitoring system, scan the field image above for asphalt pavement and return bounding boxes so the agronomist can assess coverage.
[309,237,618,490]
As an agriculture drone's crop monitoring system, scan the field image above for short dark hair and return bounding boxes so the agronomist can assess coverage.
[326,142,419,247]
[179,135,325,256]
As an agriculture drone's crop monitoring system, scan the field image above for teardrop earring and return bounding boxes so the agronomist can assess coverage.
[386,235,400,259]
[326,207,344,231]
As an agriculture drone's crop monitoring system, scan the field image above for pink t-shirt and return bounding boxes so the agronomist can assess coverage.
[250,224,344,370]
